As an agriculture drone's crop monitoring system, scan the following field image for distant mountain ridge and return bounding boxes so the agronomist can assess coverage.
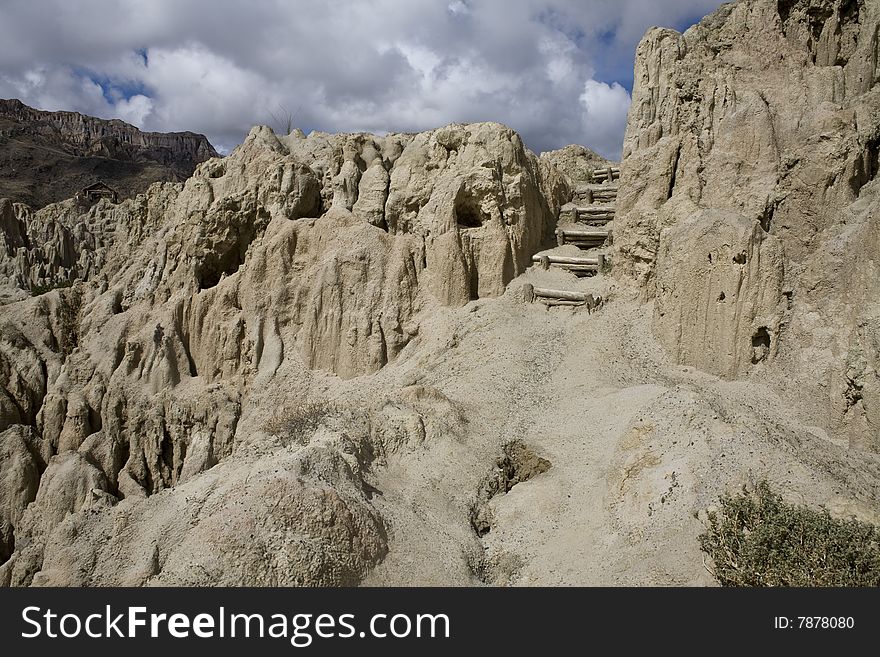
[0,98,219,208]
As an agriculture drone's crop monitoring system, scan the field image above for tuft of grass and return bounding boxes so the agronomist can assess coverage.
[30,280,72,296]
[699,480,880,586]
[264,400,337,447]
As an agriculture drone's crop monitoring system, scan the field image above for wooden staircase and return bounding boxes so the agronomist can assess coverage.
[526,164,619,309]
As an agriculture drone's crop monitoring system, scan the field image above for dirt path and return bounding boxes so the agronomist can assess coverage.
[475,300,671,584]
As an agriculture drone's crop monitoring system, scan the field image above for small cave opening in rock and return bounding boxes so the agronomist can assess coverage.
[195,225,263,291]
[733,251,747,264]
[455,196,485,229]
[718,291,726,302]
[196,252,245,291]
[840,0,861,28]
[777,0,797,25]
[807,4,835,46]
[850,135,879,196]
[760,202,775,232]
[751,327,772,364]
[468,266,480,301]
[470,441,551,538]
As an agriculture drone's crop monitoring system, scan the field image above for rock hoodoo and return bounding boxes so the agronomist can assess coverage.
[0,119,570,585]
[615,0,880,448]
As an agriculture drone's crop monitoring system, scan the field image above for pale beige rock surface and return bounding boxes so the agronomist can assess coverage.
[615,0,880,449]
[539,144,610,185]
[1,0,880,587]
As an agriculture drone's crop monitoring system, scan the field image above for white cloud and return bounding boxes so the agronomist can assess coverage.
[448,1,470,16]
[114,94,154,128]
[0,0,727,159]
[579,80,632,158]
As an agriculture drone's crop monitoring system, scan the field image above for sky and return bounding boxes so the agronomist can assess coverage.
[0,0,726,159]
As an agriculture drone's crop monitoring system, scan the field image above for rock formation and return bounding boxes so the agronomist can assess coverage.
[539,144,610,185]
[0,119,569,585]
[0,98,218,208]
[615,0,880,449]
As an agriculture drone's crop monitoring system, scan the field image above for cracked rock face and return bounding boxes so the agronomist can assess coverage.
[653,210,785,378]
[616,0,880,447]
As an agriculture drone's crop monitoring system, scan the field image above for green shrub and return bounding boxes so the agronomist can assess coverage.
[699,480,880,586]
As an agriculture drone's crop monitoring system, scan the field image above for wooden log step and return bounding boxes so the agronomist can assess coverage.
[533,253,605,274]
[556,225,612,247]
[576,209,615,222]
[533,286,589,302]
[522,284,604,311]
[554,264,598,275]
[577,204,615,214]
[532,254,599,266]
[543,299,588,307]
[590,166,621,183]
[575,183,618,192]
[556,227,611,238]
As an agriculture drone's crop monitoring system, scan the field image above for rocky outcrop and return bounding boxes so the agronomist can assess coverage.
[615,0,880,448]
[0,426,44,562]
[654,210,785,377]
[539,144,610,185]
[0,98,218,208]
[3,442,387,587]
[0,99,217,164]
[0,118,564,584]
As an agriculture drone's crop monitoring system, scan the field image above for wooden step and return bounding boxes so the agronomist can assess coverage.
[590,166,620,183]
[573,185,618,204]
[556,227,611,247]
[592,186,618,197]
[576,205,615,220]
[559,202,615,224]
[522,284,604,311]
[532,254,600,266]
[532,253,604,276]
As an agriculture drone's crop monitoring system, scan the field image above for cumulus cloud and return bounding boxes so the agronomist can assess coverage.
[0,0,725,158]
[579,80,633,157]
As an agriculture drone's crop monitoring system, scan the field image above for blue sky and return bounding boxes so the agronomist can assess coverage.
[0,0,727,158]
[597,12,713,93]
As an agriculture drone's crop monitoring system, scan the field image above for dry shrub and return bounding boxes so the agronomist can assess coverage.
[264,400,338,447]
[699,480,880,586]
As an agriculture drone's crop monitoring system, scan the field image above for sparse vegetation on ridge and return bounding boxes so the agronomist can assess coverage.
[30,280,72,296]
[264,400,339,447]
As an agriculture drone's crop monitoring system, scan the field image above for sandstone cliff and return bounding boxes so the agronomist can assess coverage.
[615,0,880,449]
[0,99,218,208]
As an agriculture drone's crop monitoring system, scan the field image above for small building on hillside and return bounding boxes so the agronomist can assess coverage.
[77,181,119,204]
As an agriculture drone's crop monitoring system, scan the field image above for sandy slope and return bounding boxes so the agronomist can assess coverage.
[359,268,880,585]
